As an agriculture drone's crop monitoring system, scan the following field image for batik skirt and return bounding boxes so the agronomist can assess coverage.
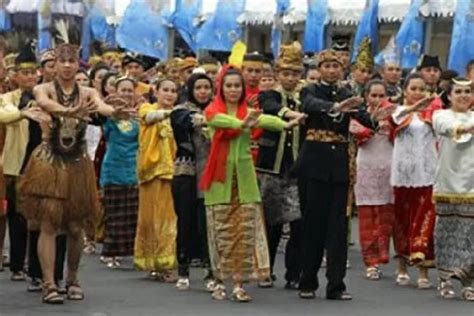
[358,204,394,267]
[258,172,301,226]
[435,202,474,286]
[101,185,138,257]
[206,180,270,283]
[393,186,435,267]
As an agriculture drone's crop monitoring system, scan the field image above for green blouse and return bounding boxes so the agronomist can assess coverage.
[204,112,287,206]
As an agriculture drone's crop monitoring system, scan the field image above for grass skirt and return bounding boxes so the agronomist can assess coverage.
[19,144,100,231]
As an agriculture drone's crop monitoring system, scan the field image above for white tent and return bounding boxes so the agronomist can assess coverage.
[4,0,458,25]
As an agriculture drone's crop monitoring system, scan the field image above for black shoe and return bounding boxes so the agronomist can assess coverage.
[27,278,43,292]
[299,290,316,299]
[284,280,299,290]
[258,278,274,288]
[326,291,352,301]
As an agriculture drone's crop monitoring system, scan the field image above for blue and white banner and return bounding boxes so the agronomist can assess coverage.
[171,0,202,52]
[116,0,169,60]
[195,0,246,52]
[271,0,290,59]
[448,0,474,75]
[394,0,425,69]
[303,0,328,53]
[352,0,379,61]
[38,0,52,53]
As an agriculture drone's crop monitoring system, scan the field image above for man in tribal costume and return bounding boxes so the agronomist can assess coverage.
[20,43,133,304]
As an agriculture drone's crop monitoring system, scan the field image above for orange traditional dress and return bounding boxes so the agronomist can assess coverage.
[134,103,177,272]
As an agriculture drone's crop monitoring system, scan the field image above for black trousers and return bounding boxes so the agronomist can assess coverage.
[299,179,348,296]
[266,219,303,282]
[6,177,27,273]
[27,231,67,282]
[172,176,210,277]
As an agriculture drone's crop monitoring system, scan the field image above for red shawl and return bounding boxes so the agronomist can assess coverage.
[200,66,248,190]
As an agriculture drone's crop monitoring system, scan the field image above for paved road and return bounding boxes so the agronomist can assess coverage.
[0,220,472,316]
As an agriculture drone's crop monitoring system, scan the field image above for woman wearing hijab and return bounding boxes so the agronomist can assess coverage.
[170,73,216,291]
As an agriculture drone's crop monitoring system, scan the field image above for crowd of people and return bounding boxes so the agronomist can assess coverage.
[0,34,472,305]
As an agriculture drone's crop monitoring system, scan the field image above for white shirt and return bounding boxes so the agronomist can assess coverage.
[390,106,437,187]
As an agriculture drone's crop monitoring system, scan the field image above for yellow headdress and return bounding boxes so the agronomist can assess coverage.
[275,41,304,72]
[352,37,374,71]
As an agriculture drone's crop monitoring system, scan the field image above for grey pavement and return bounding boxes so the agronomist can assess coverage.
[0,219,472,316]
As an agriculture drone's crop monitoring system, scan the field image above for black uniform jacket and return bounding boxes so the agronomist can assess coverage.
[256,90,302,175]
[295,82,376,183]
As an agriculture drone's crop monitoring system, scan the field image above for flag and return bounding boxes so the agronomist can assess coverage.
[271,0,290,59]
[303,0,328,53]
[116,0,169,60]
[171,0,202,52]
[38,0,52,52]
[352,0,379,61]
[394,0,425,69]
[448,0,474,75]
[196,0,246,52]
[0,0,11,32]
[81,1,116,60]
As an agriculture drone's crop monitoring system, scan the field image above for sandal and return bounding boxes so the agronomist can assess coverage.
[461,287,474,301]
[66,282,85,301]
[106,258,121,269]
[396,273,411,286]
[438,280,455,299]
[416,278,432,290]
[42,286,64,304]
[231,287,252,303]
[161,271,177,283]
[365,267,381,281]
[83,241,96,255]
[175,278,190,291]
[205,278,218,292]
[211,283,227,301]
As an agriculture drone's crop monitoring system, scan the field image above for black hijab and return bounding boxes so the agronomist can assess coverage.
[186,73,213,108]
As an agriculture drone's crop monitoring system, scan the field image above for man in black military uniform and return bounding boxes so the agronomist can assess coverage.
[296,49,378,301]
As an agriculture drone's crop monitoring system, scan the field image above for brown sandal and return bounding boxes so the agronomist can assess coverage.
[231,287,252,302]
[66,282,85,301]
[211,284,227,301]
[42,286,64,304]
[462,287,474,301]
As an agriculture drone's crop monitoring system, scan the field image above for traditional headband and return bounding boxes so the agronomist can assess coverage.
[15,62,38,70]
[115,76,137,87]
[452,78,472,86]
[55,44,80,60]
